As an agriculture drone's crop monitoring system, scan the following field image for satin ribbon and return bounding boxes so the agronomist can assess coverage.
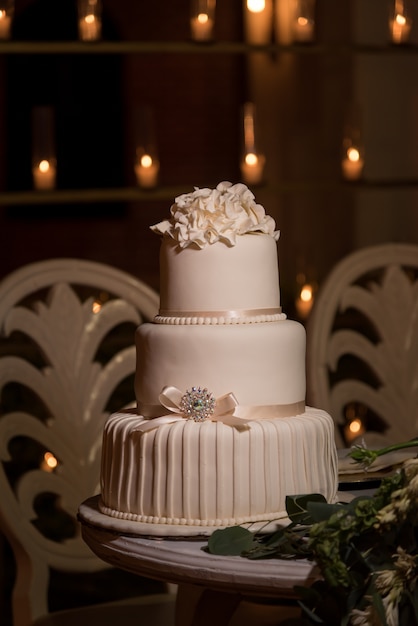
[156,306,282,319]
[134,386,247,432]
[134,386,306,433]
[234,401,305,420]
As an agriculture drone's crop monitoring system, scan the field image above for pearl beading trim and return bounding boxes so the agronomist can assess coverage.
[155,311,287,325]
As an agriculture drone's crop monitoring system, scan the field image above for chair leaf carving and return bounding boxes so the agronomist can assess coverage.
[307,244,418,448]
[0,259,160,624]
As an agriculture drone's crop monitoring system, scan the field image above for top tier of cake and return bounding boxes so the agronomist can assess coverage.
[152,181,285,325]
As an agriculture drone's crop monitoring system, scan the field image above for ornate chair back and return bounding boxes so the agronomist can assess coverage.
[306,244,418,448]
[0,259,171,626]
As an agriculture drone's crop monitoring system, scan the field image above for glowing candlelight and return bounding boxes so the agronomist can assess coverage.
[342,146,364,181]
[293,15,314,42]
[33,160,56,190]
[240,152,265,185]
[344,418,365,444]
[41,451,58,472]
[0,8,11,39]
[247,0,265,11]
[135,154,159,189]
[293,0,315,43]
[79,13,101,41]
[78,0,101,41]
[190,0,215,42]
[244,0,273,44]
[191,12,214,41]
[240,102,265,184]
[390,11,411,44]
[295,283,314,319]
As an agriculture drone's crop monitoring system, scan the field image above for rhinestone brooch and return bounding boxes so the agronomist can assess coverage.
[180,387,216,422]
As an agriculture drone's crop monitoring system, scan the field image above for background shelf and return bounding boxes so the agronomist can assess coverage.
[0,40,417,55]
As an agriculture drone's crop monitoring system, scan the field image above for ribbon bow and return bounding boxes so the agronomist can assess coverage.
[134,386,250,432]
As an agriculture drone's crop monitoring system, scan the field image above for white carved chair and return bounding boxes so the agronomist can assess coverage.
[306,243,418,449]
[0,259,176,626]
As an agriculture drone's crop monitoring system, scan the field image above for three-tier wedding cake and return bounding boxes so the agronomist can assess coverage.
[99,182,338,532]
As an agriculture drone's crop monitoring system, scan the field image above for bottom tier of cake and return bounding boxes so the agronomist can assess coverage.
[99,408,338,529]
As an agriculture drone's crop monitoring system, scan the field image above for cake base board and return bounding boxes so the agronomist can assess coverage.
[78,495,292,538]
[78,494,353,539]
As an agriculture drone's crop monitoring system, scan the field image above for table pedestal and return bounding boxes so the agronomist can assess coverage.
[79,497,315,626]
[176,584,302,626]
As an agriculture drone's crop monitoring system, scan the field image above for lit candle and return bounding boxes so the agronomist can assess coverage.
[244,0,273,45]
[295,283,314,320]
[247,0,265,9]
[33,160,56,190]
[240,152,265,185]
[135,154,159,189]
[41,451,58,472]
[293,15,314,42]
[241,102,265,184]
[190,12,214,41]
[390,12,411,44]
[0,9,11,39]
[344,418,365,444]
[78,13,101,41]
[342,146,364,181]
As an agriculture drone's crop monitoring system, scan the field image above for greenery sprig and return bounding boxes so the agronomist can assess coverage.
[205,442,418,626]
[349,438,418,469]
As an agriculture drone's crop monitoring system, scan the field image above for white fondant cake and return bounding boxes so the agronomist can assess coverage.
[100,408,337,526]
[99,182,338,531]
[156,234,285,324]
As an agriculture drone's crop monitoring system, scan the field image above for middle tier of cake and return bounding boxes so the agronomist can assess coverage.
[135,319,306,416]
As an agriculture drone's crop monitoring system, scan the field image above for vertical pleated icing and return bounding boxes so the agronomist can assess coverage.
[232,422,249,521]
[165,423,184,521]
[99,409,338,526]
[153,423,169,519]
[181,420,200,522]
[197,422,214,523]
[216,422,234,522]
[248,421,266,517]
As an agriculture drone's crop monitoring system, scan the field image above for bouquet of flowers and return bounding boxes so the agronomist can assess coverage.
[206,440,418,626]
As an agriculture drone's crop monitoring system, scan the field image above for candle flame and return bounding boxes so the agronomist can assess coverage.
[0,9,6,18]
[92,300,102,314]
[38,160,50,173]
[42,451,58,471]
[395,13,407,26]
[244,152,258,167]
[140,154,153,168]
[197,12,209,25]
[348,418,363,435]
[247,0,266,13]
[297,16,309,27]
[300,284,313,303]
[347,147,360,163]
[85,13,95,25]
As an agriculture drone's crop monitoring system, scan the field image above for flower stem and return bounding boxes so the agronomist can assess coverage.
[349,439,418,468]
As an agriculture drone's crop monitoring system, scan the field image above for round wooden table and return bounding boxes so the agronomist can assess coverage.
[79,496,319,626]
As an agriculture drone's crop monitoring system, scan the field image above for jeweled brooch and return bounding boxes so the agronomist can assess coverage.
[180,387,216,422]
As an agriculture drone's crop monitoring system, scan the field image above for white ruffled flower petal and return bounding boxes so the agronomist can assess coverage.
[151,181,279,248]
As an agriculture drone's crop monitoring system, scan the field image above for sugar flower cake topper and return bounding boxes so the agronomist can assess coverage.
[151,181,280,248]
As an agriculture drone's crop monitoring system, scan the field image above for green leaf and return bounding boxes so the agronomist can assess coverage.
[262,527,287,547]
[297,601,325,623]
[307,501,343,523]
[206,526,256,556]
[286,493,327,524]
